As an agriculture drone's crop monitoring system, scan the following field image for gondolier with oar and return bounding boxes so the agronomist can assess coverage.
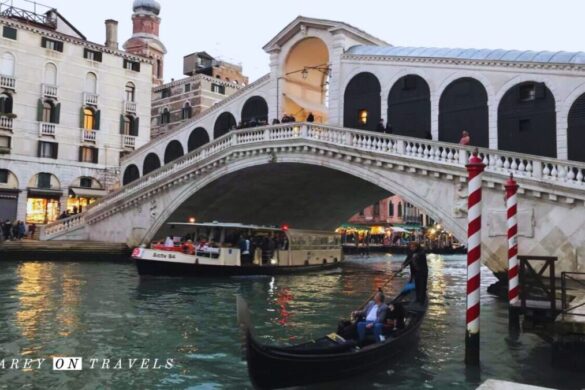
[401,241,429,304]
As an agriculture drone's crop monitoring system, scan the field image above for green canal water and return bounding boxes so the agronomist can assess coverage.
[0,254,583,389]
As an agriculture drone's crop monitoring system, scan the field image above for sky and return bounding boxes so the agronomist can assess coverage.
[23,0,585,82]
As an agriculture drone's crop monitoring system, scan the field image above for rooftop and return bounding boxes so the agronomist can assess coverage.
[346,45,585,65]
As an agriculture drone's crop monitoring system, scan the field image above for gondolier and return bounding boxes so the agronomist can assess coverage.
[401,242,429,304]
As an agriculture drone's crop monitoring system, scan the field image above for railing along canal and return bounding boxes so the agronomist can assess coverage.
[41,123,585,239]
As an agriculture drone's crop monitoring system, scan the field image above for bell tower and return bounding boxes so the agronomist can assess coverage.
[123,0,167,86]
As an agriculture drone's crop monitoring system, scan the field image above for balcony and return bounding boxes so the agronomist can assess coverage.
[81,129,96,143]
[122,134,136,149]
[123,100,137,114]
[39,122,56,137]
[42,84,58,98]
[0,74,15,90]
[83,92,99,106]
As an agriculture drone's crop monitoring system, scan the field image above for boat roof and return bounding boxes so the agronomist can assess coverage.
[168,222,283,231]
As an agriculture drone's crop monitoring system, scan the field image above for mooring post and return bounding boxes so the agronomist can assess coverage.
[465,150,485,366]
[505,174,521,333]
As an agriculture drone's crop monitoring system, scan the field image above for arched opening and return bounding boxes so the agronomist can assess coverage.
[123,165,140,185]
[498,81,556,157]
[44,63,57,85]
[83,107,96,130]
[388,75,431,139]
[0,93,13,115]
[188,127,210,151]
[26,172,61,224]
[125,82,136,102]
[439,77,489,147]
[343,72,381,131]
[567,93,585,162]
[164,140,184,164]
[1,52,15,76]
[213,112,236,139]
[143,153,162,175]
[282,37,330,122]
[85,72,97,94]
[241,96,268,126]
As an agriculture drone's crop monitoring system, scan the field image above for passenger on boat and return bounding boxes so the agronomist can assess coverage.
[182,240,195,255]
[239,235,251,264]
[384,302,406,333]
[352,291,388,343]
[164,236,174,247]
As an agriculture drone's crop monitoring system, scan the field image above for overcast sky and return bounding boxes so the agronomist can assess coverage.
[29,0,585,82]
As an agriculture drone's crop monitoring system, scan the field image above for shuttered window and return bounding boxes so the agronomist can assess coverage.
[41,37,64,52]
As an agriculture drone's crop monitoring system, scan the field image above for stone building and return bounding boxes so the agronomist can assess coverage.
[151,52,248,139]
[348,195,434,227]
[0,1,153,224]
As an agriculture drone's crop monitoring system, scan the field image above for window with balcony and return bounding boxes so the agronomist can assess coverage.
[0,93,13,115]
[83,48,102,62]
[211,83,225,94]
[160,108,170,125]
[120,115,139,136]
[2,26,17,40]
[38,141,58,159]
[79,146,98,163]
[181,103,192,120]
[44,63,57,85]
[81,107,100,130]
[123,59,140,72]
[37,99,60,124]
[85,72,97,94]
[125,82,135,102]
[41,37,63,52]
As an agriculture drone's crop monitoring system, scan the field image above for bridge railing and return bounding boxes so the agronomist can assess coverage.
[40,122,585,240]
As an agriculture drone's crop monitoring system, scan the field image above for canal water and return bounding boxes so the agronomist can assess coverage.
[0,254,583,389]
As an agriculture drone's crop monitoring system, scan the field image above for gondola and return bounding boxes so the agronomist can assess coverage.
[237,287,427,389]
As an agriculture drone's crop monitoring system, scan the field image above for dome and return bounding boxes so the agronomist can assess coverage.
[133,0,161,15]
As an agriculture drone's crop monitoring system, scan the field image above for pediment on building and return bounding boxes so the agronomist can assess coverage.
[263,16,389,53]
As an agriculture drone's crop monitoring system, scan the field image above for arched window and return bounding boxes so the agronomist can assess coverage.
[397,203,403,218]
[388,75,431,139]
[181,102,192,120]
[42,100,54,122]
[241,96,268,125]
[125,82,135,102]
[213,112,236,139]
[160,108,171,125]
[45,63,57,85]
[188,127,209,151]
[85,72,97,94]
[0,52,15,77]
[388,201,394,217]
[122,165,140,185]
[0,93,13,114]
[143,153,161,175]
[164,140,184,164]
[83,108,95,130]
[343,72,381,131]
[567,92,585,162]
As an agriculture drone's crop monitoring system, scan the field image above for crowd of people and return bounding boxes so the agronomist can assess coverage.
[1,220,34,241]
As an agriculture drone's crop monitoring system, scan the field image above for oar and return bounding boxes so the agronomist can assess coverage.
[356,266,404,311]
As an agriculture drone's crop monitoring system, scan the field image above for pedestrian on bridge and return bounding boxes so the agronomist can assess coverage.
[459,130,471,145]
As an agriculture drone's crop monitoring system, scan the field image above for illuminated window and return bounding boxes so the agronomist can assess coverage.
[358,109,368,126]
[83,108,95,130]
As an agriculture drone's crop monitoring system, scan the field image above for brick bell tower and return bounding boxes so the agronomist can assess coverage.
[123,0,167,86]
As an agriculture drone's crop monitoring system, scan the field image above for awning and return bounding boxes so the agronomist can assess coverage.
[283,94,327,115]
[69,187,107,198]
[27,188,63,198]
[0,188,20,199]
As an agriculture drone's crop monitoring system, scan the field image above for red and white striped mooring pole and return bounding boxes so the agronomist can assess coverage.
[505,174,520,331]
[465,151,485,366]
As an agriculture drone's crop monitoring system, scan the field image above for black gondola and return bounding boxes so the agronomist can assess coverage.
[237,289,427,389]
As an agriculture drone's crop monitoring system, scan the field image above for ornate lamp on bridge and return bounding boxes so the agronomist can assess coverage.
[465,150,486,366]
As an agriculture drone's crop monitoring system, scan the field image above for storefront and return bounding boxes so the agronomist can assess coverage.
[0,189,19,221]
[67,187,105,214]
[26,189,62,225]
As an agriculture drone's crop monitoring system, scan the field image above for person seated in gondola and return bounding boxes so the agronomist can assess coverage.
[382,302,406,336]
[352,290,388,344]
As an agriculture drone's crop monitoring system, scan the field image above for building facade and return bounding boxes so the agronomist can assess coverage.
[0,3,152,224]
[151,52,247,139]
[348,195,434,227]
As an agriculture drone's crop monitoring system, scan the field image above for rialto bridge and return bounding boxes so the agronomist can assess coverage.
[40,17,585,276]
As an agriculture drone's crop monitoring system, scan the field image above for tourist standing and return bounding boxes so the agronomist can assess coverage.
[376,119,385,132]
[459,130,471,145]
[306,112,315,122]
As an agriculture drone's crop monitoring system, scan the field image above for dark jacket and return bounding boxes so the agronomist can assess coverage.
[402,248,428,279]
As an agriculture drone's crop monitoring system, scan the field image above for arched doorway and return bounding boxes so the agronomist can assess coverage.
[498,81,556,157]
[343,72,381,131]
[388,75,431,139]
[439,77,489,147]
[282,37,329,122]
[567,93,585,162]
[143,153,161,175]
[188,127,210,151]
[123,165,140,185]
[241,96,268,126]
[214,112,236,139]
[164,140,184,164]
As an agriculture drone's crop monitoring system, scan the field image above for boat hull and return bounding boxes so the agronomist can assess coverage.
[134,258,341,276]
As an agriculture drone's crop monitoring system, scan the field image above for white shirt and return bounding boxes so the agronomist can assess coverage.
[164,237,174,247]
[365,304,379,322]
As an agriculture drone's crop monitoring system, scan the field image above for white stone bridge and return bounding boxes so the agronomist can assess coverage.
[41,122,585,277]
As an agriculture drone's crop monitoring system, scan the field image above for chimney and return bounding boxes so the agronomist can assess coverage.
[105,19,119,49]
